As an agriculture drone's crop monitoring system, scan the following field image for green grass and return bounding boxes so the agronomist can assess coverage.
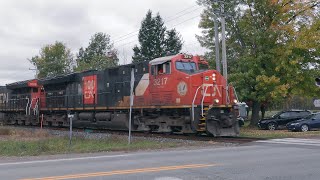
[0,136,178,157]
[240,126,320,139]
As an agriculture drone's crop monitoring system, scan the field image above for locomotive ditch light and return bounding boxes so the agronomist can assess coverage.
[316,77,320,87]
[212,73,216,81]
[214,99,220,104]
[233,99,238,104]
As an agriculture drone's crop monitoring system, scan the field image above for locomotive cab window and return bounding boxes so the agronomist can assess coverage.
[151,62,171,76]
[175,61,196,73]
[32,88,38,93]
[199,63,209,70]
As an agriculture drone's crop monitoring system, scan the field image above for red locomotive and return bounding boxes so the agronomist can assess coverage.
[0,54,239,136]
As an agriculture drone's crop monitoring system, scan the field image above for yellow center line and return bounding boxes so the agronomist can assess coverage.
[20,163,218,180]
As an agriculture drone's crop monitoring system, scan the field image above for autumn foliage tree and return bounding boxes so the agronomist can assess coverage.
[197,0,319,125]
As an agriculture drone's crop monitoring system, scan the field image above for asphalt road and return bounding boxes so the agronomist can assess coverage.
[1,138,320,180]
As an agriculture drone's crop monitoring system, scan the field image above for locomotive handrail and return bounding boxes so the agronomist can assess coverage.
[25,97,29,115]
[192,85,203,122]
[192,84,214,122]
[231,85,239,102]
[29,98,33,115]
[33,98,39,116]
[201,85,210,116]
[29,98,38,115]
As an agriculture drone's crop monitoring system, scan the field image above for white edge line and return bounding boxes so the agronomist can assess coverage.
[257,140,320,146]
[0,154,131,166]
[0,148,219,167]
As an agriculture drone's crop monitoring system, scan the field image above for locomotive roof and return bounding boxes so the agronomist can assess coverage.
[38,73,77,85]
[6,79,33,89]
[149,55,176,65]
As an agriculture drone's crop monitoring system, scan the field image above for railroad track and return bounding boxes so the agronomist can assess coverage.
[4,125,261,144]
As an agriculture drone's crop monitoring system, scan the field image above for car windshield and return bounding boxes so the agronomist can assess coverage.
[175,61,196,73]
[271,112,282,118]
[306,113,320,120]
[305,114,315,119]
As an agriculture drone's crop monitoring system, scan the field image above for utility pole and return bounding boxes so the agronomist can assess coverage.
[211,0,228,103]
[214,15,221,73]
[220,2,228,103]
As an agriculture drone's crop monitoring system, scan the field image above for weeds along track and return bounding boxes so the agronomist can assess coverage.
[3,125,261,144]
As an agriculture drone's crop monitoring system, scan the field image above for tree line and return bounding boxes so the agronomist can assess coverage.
[29,1,319,126]
[197,0,319,125]
[30,10,183,78]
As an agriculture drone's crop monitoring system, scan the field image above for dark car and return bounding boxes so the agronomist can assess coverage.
[258,110,311,130]
[287,113,320,132]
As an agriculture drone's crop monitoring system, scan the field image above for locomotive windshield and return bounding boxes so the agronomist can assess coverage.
[199,63,209,70]
[175,61,196,73]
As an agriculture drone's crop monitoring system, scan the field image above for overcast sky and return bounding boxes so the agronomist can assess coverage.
[0,0,207,85]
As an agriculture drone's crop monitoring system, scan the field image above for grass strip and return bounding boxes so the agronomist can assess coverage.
[0,136,178,157]
[240,126,320,139]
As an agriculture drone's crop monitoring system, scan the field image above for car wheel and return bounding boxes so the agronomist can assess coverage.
[267,122,277,130]
[300,124,309,132]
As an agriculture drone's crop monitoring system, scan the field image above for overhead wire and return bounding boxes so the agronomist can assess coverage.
[112,5,202,45]
[114,14,201,49]
[112,4,198,42]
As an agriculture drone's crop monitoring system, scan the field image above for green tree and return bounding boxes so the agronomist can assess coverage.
[165,29,183,55]
[29,41,73,78]
[197,0,319,125]
[132,10,183,63]
[76,32,119,71]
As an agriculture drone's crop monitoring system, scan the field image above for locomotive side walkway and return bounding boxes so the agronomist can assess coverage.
[0,140,320,180]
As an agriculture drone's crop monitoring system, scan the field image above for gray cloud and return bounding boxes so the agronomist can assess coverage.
[0,0,206,85]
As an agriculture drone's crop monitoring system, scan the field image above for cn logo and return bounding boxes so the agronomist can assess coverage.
[82,75,97,104]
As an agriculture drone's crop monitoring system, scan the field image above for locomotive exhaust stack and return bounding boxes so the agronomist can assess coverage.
[0,54,240,137]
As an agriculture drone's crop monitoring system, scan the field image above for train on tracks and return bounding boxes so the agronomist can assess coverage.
[0,54,240,136]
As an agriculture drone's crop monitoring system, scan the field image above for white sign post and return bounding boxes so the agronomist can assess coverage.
[314,99,320,108]
[128,68,135,145]
[68,113,74,146]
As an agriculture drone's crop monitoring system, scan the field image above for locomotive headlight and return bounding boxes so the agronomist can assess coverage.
[212,73,216,81]
[214,99,219,104]
[233,99,238,104]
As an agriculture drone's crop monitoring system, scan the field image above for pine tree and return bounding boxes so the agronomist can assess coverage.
[165,29,183,55]
[132,10,183,63]
[76,32,119,71]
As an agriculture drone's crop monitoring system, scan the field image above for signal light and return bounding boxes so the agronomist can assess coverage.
[316,77,320,87]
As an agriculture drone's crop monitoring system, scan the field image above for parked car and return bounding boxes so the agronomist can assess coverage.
[258,110,312,130]
[287,113,320,132]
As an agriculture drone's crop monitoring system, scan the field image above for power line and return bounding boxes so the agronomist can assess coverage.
[114,15,200,49]
[113,6,202,44]
[112,4,198,41]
